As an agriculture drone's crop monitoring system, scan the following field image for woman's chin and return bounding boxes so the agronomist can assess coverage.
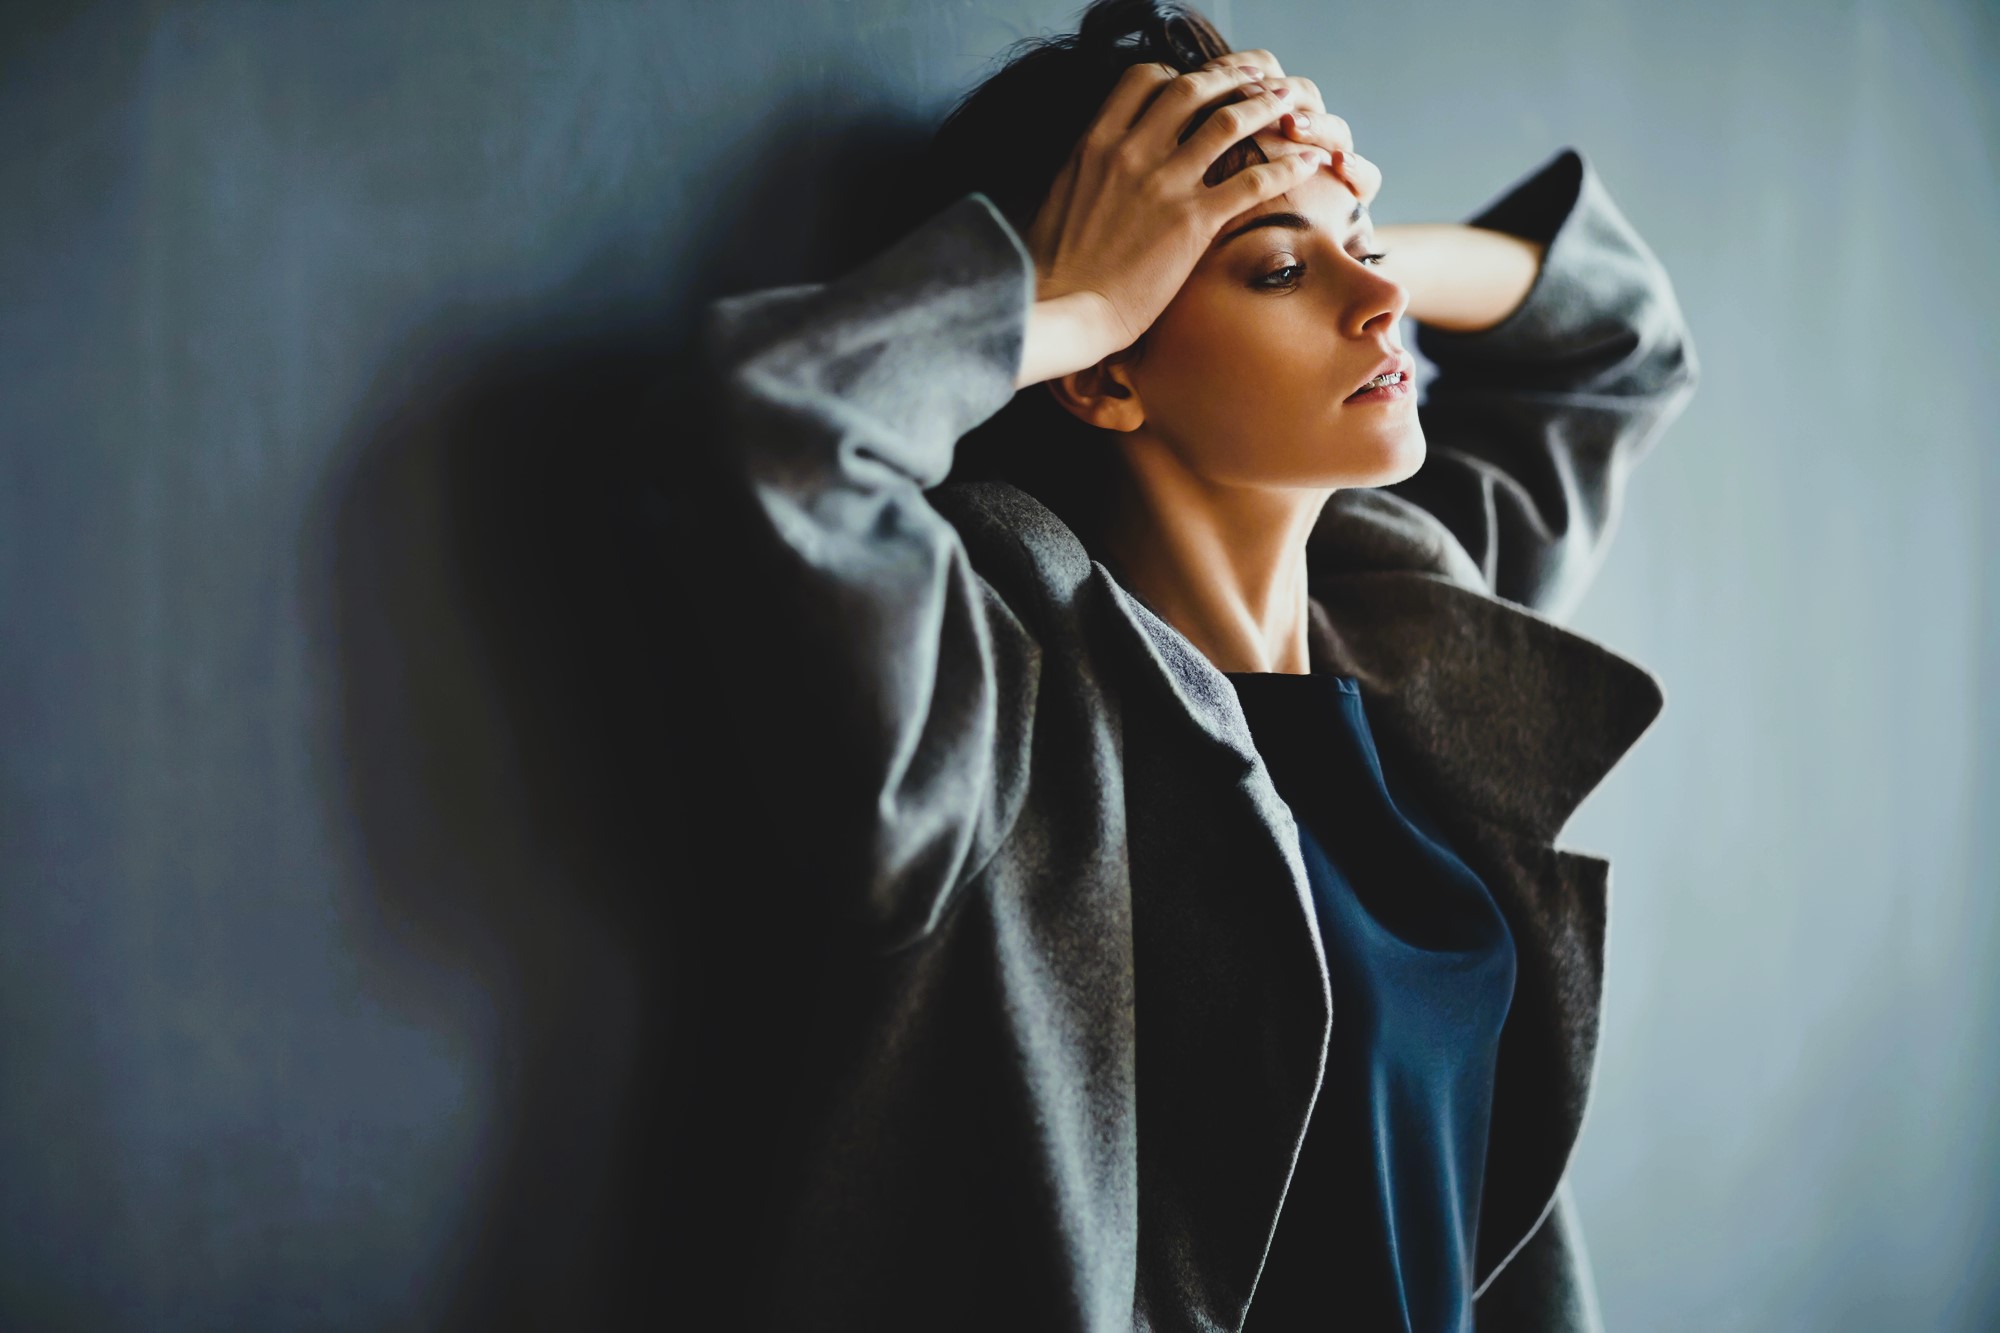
[1331,422,1426,486]
[1380,425,1427,483]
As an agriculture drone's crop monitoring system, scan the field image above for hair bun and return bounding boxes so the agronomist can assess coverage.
[1076,0,1224,72]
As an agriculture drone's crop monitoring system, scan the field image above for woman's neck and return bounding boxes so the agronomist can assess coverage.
[1098,441,1334,676]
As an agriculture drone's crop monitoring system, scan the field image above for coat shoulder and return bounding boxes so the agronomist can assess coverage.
[1307,485,1493,594]
[927,479,1098,629]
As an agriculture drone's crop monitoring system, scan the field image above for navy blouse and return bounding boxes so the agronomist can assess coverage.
[1225,666,1518,1333]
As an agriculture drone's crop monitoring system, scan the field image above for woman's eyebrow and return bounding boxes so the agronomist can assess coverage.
[1215,199,1370,249]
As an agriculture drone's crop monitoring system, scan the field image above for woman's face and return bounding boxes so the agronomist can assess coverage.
[1117,134,1424,489]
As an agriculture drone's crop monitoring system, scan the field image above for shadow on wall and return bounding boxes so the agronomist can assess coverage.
[298,103,944,1329]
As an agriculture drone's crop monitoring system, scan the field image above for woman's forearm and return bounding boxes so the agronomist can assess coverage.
[1375,222,1546,334]
[1016,291,1119,390]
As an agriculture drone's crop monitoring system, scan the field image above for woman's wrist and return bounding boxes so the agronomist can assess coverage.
[1015,289,1122,390]
[1377,222,1547,334]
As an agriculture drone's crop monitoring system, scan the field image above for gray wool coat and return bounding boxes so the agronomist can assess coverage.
[667,145,1699,1331]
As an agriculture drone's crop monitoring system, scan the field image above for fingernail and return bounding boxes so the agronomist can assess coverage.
[1291,111,1311,129]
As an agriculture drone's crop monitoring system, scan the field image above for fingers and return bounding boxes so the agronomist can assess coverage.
[1253,75,1325,128]
[1273,110,1360,198]
[1334,149,1384,206]
[1144,63,1264,156]
[1262,89,1374,203]
[1112,61,1248,149]
[1220,49,1285,80]
[1285,75,1323,115]
[1280,105,1352,154]
[1198,147,1325,225]
[1075,51,1366,217]
[1171,80,1301,175]
[1200,61,1342,158]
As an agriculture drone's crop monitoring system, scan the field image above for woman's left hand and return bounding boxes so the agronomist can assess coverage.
[1221,50,1383,208]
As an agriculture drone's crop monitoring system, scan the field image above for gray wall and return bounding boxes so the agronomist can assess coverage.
[2,0,1993,1328]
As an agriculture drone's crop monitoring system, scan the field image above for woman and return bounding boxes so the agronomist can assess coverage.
[660,1,1698,1329]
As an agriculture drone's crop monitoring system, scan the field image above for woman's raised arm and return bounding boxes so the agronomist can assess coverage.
[1384,147,1701,624]
[672,192,1039,954]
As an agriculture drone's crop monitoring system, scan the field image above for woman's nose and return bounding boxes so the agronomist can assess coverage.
[1351,272,1408,339]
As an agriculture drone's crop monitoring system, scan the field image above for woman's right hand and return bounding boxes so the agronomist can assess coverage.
[1013,57,1332,388]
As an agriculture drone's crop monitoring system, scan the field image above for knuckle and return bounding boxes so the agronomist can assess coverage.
[1213,104,1252,137]
[1109,139,1147,175]
[1174,68,1224,100]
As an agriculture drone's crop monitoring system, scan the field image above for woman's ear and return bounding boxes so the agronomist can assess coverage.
[1044,352,1146,433]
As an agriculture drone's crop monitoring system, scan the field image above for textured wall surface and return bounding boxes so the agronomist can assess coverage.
[2,1,1993,1328]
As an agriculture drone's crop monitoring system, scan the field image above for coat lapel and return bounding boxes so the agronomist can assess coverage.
[1088,562,1330,1330]
[1302,569,1664,1294]
[1097,537,1665,1308]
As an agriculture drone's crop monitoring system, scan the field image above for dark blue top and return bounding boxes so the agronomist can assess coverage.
[1224,667,1517,1333]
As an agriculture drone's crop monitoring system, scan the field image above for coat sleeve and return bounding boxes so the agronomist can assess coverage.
[670,192,1041,952]
[1384,147,1700,625]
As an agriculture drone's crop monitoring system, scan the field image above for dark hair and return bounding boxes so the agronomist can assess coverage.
[916,0,1270,552]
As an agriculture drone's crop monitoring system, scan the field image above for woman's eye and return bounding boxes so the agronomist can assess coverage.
[1253,263,1306,290]
[1253,251,1392,290]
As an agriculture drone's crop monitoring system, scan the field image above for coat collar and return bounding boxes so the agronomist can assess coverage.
[1092,486,1666,852]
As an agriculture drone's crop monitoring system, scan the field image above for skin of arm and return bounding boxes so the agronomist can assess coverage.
[1016,289,1125,391]
[1372,221,1547,335]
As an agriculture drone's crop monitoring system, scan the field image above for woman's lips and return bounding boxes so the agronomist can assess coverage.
[1344,350,1416,403]
[1344,370,1414,405]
